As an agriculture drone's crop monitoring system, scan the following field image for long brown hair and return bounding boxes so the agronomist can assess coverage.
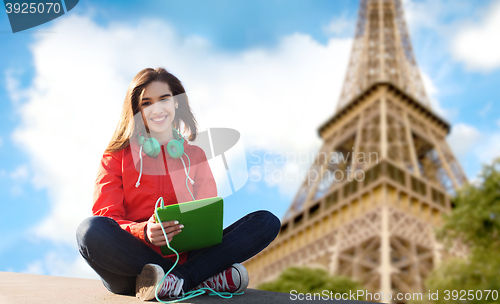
[105,67,198,153]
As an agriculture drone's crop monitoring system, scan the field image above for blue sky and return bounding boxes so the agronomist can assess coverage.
[0,0,499,279]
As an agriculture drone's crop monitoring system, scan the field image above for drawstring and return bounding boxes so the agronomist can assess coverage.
[135,145,144,187]
[180,153,195,201]
[180,154,194,185]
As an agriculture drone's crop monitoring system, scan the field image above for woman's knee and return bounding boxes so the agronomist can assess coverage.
[252,210,281,237]
[76,216,117,247]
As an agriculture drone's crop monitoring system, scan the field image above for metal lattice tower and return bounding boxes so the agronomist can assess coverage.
[337,0,430,111]
[243,0,468,303]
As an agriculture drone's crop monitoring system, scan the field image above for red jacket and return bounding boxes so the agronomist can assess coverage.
[92,136,217,264]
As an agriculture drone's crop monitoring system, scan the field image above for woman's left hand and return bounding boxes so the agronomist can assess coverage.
[145,215,183,246]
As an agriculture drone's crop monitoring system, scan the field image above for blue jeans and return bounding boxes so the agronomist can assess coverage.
[76,210,281,295]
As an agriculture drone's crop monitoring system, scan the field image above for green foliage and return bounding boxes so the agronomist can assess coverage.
[437,158,500,252]
[428,255,500,302]
[257,266,365,300]
[412,158,500,304]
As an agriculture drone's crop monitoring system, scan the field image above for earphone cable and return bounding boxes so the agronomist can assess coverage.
[153,197,244,303]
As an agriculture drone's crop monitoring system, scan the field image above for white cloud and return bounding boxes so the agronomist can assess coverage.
[8,11,352,257]
[447,123,482,158]
[403,0,473,36]
[248,145,324,199]
[421,72,437,97]
[452,1,500,72]
[447,123,500,173]
[9,164,30,196]
[10,164,29,181]
[478,102,492,117]
[497,118,500,128]
[420,71,456,119]
[322,15,354,37]
[403,0,446,33]
[5,68,30,104]
[475,133,500,164]
[22,260,44,275]
[22,251,99,279]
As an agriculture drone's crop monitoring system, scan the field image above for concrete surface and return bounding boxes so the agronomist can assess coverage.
[0,271,378,304]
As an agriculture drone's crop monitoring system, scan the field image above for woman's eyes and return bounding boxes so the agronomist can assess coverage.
[141,98,170,107]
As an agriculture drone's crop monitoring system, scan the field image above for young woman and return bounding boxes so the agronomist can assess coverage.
[76,67,281,300]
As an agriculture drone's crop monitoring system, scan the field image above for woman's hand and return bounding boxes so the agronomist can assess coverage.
[145,215,183,246]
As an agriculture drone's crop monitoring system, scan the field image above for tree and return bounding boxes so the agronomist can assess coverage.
[257,266,365,300]
[410,158,500,304]
[437,158,500,252]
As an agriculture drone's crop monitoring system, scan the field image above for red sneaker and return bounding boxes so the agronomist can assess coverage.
[136,264,185,301]
[193,263,249,293]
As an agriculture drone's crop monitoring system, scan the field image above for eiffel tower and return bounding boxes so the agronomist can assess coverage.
[243,0,468,302]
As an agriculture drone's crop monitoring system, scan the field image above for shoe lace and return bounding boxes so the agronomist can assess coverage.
[202,270,230,292]
[158,274,185,298]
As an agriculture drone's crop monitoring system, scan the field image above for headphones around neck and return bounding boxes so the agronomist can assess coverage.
[138,128,184,158]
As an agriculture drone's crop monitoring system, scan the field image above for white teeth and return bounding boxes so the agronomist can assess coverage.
[152,116,166,122]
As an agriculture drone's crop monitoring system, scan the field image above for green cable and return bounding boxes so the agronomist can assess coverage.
[153,197,245,303]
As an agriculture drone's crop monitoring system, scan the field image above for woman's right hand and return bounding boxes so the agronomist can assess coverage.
[145,215,183,246]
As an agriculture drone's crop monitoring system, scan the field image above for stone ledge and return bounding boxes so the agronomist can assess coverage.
[0,271,377,304]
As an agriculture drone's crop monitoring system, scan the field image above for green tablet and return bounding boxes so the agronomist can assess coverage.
[154,196,224,256]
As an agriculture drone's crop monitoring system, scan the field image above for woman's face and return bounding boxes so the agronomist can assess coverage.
[140,81,178,140]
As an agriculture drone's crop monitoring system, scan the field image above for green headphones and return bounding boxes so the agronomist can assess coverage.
[138,128,184,158]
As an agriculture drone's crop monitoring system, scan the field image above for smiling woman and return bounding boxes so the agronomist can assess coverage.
[139,82,178,144]
[75,67,281,302]
[105,68,198,154]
